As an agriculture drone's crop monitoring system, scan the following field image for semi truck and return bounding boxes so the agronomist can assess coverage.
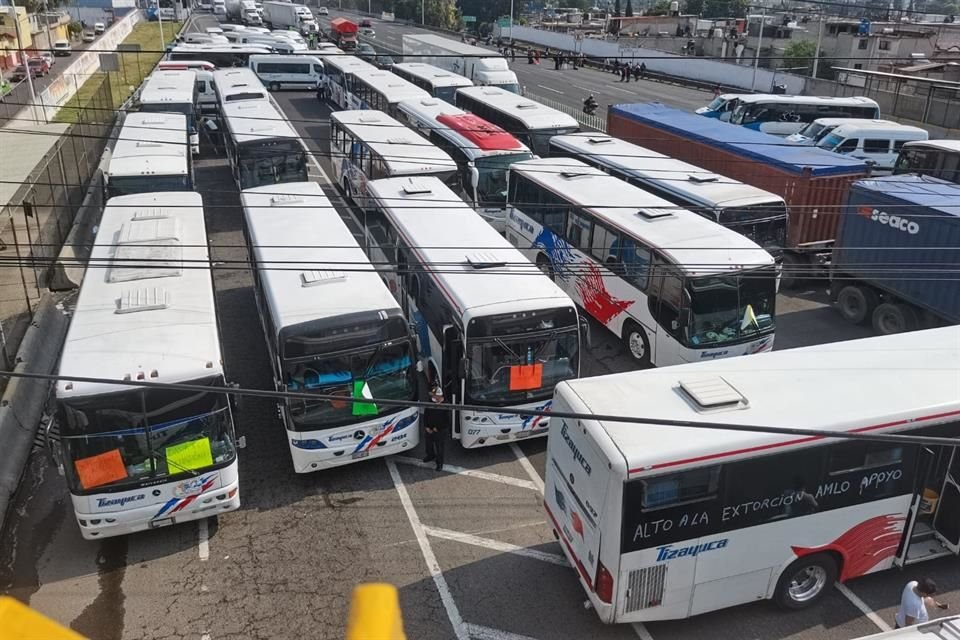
[829,174,960,334]
[262,1,316,34]
[402,33,519,94]
[225,0,261,24]
[329,17,358,50]
[607,103,869,287]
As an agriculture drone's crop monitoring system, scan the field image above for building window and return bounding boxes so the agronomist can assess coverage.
[858,38,868,50]
[854,63,863,69]
[878,39,891,50]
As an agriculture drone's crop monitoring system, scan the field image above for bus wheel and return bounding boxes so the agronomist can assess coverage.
[872,303,918,335]
[774,554,837,610]
[535,254,555,280]
[622,322,651,367]
[836,285,878,325]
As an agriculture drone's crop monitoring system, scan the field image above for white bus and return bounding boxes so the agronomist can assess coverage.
[104,112,193,199]
[893,139,960,184]
[54,191,240,540]
[344,69,430,119]
[138,69,200,155]
[240,181,420,473]
[363,176,584,448]
[221,99,308,190]
[454,86,580,156]
[166,44,272,68]
[397,97,533,232]
[248,54,323,91]
[545,326,960,623]
[330,110,458,210]
[212,67,268,105]
[390,62,472,104]
[506,157,777,367]
[729,95,881,136]
[548,133,788,258]
[320,55,379,110]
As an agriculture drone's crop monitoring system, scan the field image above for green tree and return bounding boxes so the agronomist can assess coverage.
[685,0,704,14]
[614,0,622,16]
[625,0,634,15]
[782,39,817,76]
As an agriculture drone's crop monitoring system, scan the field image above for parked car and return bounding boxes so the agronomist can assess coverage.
[317,5,329,14]
[52,40,72,56]
[82,31,96,42]
[38,51,55,68]
[28,56,50,75]
[94,22,106,34]
[10,60,44,82]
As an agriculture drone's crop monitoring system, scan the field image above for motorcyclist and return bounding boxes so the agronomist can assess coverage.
[583,95,598,114]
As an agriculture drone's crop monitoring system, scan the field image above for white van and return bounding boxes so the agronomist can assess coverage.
[815,121,929,172]
[249,54,323,90]
[786,117,898,145]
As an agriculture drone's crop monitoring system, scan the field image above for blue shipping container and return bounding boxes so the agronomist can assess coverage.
[834,174,960,322]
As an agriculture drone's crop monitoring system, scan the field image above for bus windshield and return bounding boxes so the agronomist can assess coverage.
[237,141,307,189]
[719,203,788,257]
[475,153,535,205]
[285,340,416,430]
[140,101,195,127]
[434,85,459,104]
[685,268,776,348]
[107,174,190,199]
[60,380,235,494]
[529,127,579,157]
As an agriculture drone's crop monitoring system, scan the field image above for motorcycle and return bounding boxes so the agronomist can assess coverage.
[583,100,599,116]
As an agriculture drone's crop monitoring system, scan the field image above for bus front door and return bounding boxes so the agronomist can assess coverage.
[933,448,960,553]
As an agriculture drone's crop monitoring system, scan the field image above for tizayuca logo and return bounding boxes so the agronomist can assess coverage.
[561,421,591,476]
[656,538,729,562]
[97,494,145,509]
[858,206,920,235]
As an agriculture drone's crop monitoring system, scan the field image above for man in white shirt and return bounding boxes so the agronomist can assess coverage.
[895,578,948,628]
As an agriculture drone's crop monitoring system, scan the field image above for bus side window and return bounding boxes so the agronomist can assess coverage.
[540,191,568,239]
[618,237,650,289]
[591,222,622,274]
[565,210,591,250]
[641,466,720,509]
[647,256,682,336]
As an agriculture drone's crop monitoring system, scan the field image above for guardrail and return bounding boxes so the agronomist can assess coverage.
[524,90,605,132]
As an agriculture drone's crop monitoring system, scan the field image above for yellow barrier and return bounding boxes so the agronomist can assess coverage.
[346,583,406,640]
[0,596,86,640]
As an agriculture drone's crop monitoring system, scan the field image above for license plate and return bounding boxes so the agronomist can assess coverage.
[150,517,174,529]
[352,450,369,460]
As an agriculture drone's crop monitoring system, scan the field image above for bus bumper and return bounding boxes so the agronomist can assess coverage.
[458,404,552,448]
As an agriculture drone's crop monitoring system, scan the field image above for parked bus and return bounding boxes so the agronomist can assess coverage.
[364,176,584,448]
[240,181,420,472]
[397,97,533,232]
[54,191,240,540]
[212,67,268,105]
[729,95,881,136]
[454,86,579,156]
[166,44,272,68]
[138,69,199,155]
[695,93,751,121]
[103,112,193,199]
[893,139,960,184]
[248,54,323,91]
[221,99,307,190]
[545,326,960,623]
[321,55,379,110]
[548,133,788,257]
[330,110,458,210]
[343,69,430,118]
[390,62,472,104]
[506,157,777,367]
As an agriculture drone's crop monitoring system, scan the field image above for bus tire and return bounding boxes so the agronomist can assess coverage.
[535,253,555,281]
[836,285,878,325]
[872,302,918,335]
[269,81,280,91]
[779,253,804,290]
[622,322,651,368]
[774,553,837,610]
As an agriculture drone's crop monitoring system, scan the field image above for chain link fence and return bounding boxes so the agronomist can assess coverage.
[0,74,113,373]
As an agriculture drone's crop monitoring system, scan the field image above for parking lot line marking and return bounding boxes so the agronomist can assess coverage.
[510,443,544,495]
[386,458,470,640]
[632,622,655,640]
[198,517,209,561]
[393,456,540,491]
[537,84,564,94]
[423,525,568,567]
[466,623,540,640]
[835,583,892,632]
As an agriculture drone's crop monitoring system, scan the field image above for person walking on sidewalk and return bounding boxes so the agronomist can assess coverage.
[895,578,948,628]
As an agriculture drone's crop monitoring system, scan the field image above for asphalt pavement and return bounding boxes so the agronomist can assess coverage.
[1,13,958,640]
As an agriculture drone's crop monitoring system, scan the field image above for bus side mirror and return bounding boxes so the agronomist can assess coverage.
[44,417,65,476]
[579,316,591,349]
[469,166,479,190]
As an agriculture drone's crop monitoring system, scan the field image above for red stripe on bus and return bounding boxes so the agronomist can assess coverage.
[545,502,594,591]
[630,409,960,475]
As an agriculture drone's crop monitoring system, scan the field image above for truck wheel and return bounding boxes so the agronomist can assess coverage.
[774,553,837,610]
[872,303,918,335]
[836,285,878,325]
[622,321,651,368]
[779,253,804,290]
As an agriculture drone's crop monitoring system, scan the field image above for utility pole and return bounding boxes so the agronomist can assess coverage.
[9,0,41,124]
[509,0,514,44]
[157,3,166,50]
[750,8,765,92]
[811,14,825,79]
[421,0,425,25]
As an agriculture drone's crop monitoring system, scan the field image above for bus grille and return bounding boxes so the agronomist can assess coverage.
[624,565,667,613]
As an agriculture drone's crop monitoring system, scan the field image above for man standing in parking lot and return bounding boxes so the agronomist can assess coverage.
[895,578,948,628]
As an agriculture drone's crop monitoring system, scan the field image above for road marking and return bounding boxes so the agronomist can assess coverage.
[423,525,568,567]
[571,84,591,92]
[537,84,564,95]
[610,86,637,95]
[836,583,892,632]
[632,622,655,640]
[386,458,470,640]
[198,517,210,561]
[466,623,540,640]
[393,456,540,491]
[510,443,544,495]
